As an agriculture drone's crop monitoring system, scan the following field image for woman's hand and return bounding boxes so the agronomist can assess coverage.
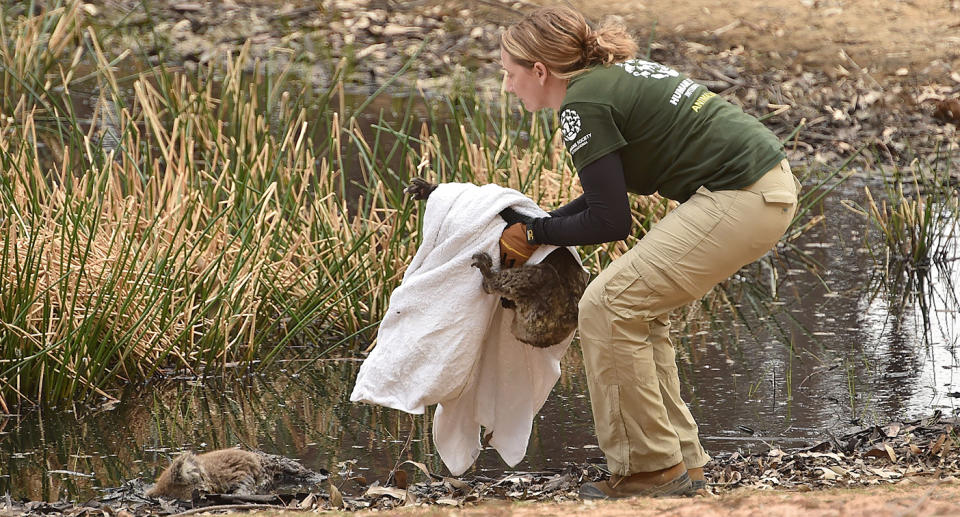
[500,223,537,268]
[499,207,539,268]
[499,206,534,227]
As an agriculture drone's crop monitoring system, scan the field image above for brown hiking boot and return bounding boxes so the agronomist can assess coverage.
[687,467,706,493]
[579,462,692,500]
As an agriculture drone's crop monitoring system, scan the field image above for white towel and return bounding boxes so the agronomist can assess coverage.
[350,182,581,476]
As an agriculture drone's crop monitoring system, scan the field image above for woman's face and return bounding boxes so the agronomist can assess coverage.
[501,47,549,112]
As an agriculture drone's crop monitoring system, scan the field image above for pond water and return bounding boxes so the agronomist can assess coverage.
[1,176,957,503]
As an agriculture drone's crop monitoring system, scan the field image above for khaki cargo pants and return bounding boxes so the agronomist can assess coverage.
[578,159,800,475]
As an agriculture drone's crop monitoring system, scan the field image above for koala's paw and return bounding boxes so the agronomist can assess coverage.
[403,178,437,200]
[471,252,493,271]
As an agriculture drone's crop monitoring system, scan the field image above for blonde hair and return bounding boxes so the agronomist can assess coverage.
[501,6,638,79]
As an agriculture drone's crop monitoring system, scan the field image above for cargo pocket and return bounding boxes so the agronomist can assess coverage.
[601,264,645,321]
[602,260,677,322]
[762,190,797,215]
[761,191,797,205]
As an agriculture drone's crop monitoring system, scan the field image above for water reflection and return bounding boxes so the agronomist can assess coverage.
[2,179,958,502]
[681,180,960,455]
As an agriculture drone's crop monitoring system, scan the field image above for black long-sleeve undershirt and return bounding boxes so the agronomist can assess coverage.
[548,193,587,217]
[531,152,632,246]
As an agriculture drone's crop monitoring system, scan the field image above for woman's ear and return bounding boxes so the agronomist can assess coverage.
[532,62,548,84]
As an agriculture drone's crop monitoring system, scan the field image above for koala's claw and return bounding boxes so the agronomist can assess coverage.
[404,177,437,200]
[471,252,493,271]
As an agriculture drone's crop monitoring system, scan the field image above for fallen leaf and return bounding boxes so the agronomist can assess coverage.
[868,468,901,480]
[393,469,408,489]
[884,443,897,463]
[356,43,386,59]
[329,483,344,509]
[543,473,574,491]
[829,465,849,477]
[172,2,203,11]
[381,24,418,37]
[402,460,436,480]
[298,493,316,510]
[864,443,896,463]
[443,477,470,492]
[365,485,407,500]
[719,470,742,484]
[931,434,947,456]
[491,474,533,487]
[801,452,845,462]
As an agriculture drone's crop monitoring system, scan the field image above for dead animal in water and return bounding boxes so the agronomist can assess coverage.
[146,448,324,500]
[405,178,588,348]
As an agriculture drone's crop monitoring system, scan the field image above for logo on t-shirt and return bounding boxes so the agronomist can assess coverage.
[560,109,581,141]
[616,59,679,80]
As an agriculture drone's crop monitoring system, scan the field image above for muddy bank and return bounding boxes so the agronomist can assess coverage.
[3,414,959,515]
[79,0,509,93]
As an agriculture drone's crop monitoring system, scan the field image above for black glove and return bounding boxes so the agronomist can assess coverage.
[499,206,535,227]
[500,206,541,246]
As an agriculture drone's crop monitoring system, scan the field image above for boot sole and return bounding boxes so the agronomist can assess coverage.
[580,472,693,500]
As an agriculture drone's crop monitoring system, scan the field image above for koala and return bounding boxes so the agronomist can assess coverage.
[405,178,588,348]
[146,448,323,500]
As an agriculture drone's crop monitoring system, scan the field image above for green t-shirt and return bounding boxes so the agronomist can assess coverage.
[559,60,785,202]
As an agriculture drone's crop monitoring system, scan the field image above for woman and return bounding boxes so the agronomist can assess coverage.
[496,6,800,499]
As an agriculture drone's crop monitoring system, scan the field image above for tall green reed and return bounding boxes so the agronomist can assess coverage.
[0,2,421,408]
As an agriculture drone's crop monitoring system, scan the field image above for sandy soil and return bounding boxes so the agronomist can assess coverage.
[340,479,960,517]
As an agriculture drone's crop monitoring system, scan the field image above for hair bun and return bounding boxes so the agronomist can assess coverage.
[502,6,637,79]
[581,31,599,61]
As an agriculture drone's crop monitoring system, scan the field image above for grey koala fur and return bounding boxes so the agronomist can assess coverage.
[146,448,324,500]
[405,178,588,348]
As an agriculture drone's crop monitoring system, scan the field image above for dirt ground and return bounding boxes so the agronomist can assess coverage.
[341,479,960,517]
[576,0,960,81]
